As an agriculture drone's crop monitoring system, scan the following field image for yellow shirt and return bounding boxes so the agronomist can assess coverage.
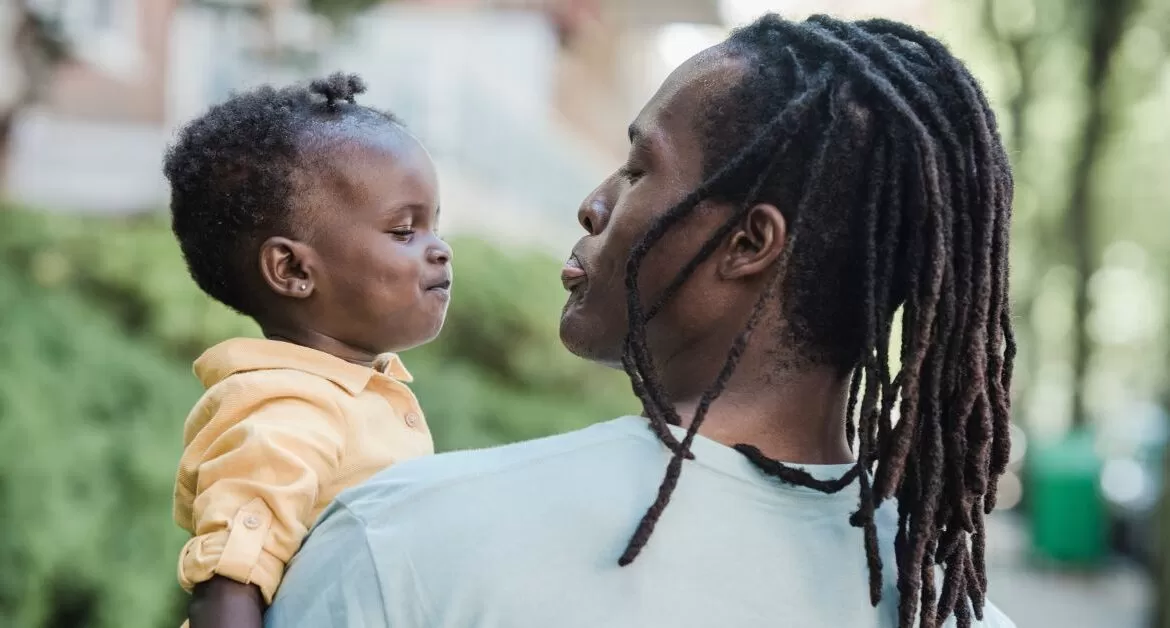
[173,337,434,604]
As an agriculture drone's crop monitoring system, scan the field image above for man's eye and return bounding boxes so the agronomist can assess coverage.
[618,165,645,182]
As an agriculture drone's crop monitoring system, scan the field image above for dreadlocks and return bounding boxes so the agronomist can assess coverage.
[616,15,1015,628]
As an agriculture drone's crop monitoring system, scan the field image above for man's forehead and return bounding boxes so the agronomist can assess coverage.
[632,46,745,140]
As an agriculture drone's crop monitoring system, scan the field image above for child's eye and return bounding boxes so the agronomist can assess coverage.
[388,228,415,241]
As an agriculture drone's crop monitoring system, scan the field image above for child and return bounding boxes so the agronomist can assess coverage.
[163,72,451,628]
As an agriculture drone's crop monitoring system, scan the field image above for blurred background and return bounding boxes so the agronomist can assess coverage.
[0,0,1166,626]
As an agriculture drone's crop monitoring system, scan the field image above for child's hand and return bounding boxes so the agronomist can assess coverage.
[189,576,265,628]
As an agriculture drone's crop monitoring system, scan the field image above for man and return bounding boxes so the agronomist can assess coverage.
[266,14,1017,628]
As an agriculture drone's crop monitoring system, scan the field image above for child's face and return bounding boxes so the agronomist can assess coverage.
[300,128,451,355]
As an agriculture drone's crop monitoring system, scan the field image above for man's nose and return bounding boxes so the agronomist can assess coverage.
[577,189,612,236]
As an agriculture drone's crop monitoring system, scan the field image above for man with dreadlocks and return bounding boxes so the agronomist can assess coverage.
[267,13,1016,628]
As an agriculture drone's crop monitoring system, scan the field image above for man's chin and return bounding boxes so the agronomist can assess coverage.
[558,308,623,369]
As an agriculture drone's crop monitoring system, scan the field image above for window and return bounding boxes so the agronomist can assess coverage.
[28,0,140,78]
[91,0,115,30]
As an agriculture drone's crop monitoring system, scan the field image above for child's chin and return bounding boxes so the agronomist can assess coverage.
[379,316,446,354]
[418,314,449,345]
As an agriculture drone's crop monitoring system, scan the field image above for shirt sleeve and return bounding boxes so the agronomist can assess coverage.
[178,393,347,604]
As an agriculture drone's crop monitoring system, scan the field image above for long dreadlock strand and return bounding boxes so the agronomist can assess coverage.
[835,129,890,606]
[875,144,946,503]
[619,251,786,566]
[738,446,864,491]
[925,203,959,621]
[895,417,924,626]
[901,281,950,627]
[621,354,688,453]
[968,501,988,619]
[846,356,864,453]
[621,189,755,444]
[846,137,883,465]
[856,468,884,605]
[875,132,907,449]
[937,551,966,624]
[616,452,684,566]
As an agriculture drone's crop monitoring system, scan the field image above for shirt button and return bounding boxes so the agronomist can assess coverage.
[242,515,261,530]
[405,412,420,428]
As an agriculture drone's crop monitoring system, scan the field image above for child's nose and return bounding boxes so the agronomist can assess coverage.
[428,239,452,265]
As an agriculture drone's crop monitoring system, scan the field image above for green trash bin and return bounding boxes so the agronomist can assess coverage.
[1026,429,1107,565]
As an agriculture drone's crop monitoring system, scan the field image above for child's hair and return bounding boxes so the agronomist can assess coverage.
[617,15,1014,628]
[163,72,402,316]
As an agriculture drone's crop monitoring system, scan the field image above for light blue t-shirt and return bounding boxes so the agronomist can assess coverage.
[267,416,1014,628]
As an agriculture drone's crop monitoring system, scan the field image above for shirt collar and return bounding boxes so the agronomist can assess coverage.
[638,417,860,498]
[194,337,413,395]
[371,352,413,383]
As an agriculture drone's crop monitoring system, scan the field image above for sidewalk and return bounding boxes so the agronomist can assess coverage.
[984,513,1152,627]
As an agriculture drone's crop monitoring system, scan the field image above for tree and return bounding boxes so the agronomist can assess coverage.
[304,0,386,21]
[0,0,68,190]
[1063,0,1141,430]
[979,0,1153,430]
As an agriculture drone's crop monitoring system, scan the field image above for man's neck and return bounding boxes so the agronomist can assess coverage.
[655,344,854,465]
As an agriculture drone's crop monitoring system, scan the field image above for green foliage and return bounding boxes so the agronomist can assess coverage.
[0,263,191,628]
[0,209,260,358]
[304,0,388,21]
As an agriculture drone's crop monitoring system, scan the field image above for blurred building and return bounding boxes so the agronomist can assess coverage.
[4,0,178,213]
[1,0,931,252]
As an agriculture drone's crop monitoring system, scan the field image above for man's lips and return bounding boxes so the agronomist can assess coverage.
[561,257,586,291]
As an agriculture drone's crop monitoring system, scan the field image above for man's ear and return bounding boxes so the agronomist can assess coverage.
[718,203,787,280]
[258,236,318,299]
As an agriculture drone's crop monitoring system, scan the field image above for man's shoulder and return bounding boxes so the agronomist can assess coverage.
[271,417,658,626]
[975,601,1018,628]
[326,415,655,525]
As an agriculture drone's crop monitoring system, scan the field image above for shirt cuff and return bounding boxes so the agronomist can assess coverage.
[178,498,286,604]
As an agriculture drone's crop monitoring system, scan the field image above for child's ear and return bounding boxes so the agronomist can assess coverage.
[718,203,787,280]
[259,237,318,299]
